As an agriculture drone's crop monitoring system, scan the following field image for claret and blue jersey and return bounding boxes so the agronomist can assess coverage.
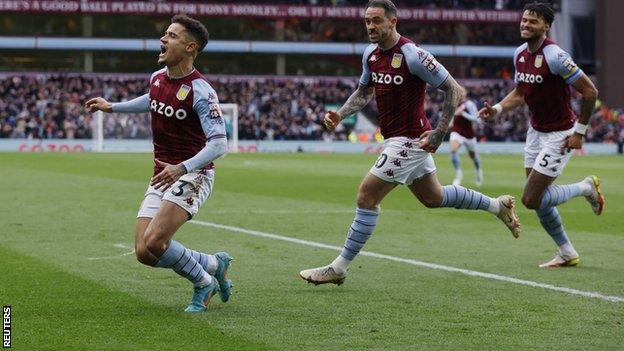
[359,36,450,139]
[514,38,583,132]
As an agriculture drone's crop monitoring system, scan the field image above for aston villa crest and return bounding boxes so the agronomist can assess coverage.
[534,55,543,68]
[176,84,191,101]
[391,53,403,68]
[369,54,377,62]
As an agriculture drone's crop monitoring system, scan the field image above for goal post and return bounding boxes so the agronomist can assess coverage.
[220,103,239,153]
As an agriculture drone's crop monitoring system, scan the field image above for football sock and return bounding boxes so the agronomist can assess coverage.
[536,206,571,248]
[188,250,218,275]
[473,154,481,171]
[539,184,582,209]
[440,185,496,213]
[155,240,214,287]
[451,152,461,171]
[333,207,379,274]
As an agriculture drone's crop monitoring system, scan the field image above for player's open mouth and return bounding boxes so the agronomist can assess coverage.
[160,45,167,55]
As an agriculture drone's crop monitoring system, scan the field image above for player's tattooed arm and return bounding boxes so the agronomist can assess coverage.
[338,85,374,119]
[571,74,598,125]
[325,85,374,131]
[419,76,465,153]
[563,73,598,151]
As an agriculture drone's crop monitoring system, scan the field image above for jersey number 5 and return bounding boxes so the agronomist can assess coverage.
[539,154,552,167]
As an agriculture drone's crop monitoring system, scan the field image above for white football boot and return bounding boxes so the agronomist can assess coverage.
[496,195,521,238]
[583,175,605,215]
[539,251,580,268]
[299,265,346,286]
[475,169,484,187]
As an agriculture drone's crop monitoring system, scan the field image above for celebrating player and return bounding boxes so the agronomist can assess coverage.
[299,0,520,286]
[85,14,233,312]
[479,2,605,268]
[449,97,483,186]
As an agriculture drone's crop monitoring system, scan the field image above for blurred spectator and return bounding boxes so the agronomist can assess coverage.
[0,73,620,143]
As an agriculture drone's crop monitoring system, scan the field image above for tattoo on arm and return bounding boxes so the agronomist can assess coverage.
[573,75,598,125]
[427,77,466,147]
[337,85,374,119]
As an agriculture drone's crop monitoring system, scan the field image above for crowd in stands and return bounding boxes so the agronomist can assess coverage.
[182,0,529,10]
[281,20,520,46]
[1,74,622,144]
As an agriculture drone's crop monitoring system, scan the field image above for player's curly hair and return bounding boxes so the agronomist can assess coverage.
[365,0,398,19]
[523,2,555,25]
[171,14,210,52]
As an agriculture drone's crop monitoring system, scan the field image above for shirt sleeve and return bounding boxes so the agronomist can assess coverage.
[543,44,583,84]
[512,43,527,84]
[358,44,377,87]
[182,79,228,172]
[111,94,150,113]
[401,43,449,88]
[461,100,479,122]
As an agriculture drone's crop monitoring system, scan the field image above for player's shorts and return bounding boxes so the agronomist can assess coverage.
[369,136,436,185]
[137,169,214,219]
[524,125,574,178]
[449,131,477,152]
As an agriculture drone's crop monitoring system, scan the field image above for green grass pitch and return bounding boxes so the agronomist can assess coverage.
[1,152,623,350]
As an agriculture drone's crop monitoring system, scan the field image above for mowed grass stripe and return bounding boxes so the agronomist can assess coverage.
[189,219,624,303]
[0,245,275,351]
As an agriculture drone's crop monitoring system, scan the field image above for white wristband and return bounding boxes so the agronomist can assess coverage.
[574,122,588,135]
[492,103,503,116]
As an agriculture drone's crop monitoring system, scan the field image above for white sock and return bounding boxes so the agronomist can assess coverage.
[205,256,218,275]
[331,256,350,274]
[577,180,593,196]
[487,197,500,214]
[559,242,578,258]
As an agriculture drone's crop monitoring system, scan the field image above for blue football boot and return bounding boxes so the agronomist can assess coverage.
[184,279,220,313]
[213,252,234,302]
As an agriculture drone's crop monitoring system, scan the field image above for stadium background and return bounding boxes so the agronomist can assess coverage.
[1,1,623,350]
[0,0,622,152]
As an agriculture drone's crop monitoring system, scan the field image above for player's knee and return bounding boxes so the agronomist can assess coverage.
[144,229,167,257]
[521,194,540,210]
[356,193,378,211]
[421,197,441,208]
[135,247,153,266]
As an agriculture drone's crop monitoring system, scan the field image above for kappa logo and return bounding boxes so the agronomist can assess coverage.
[150,99,188,120]
[371,72,404,85]
[153,79,160,87]
[519,56,525,63]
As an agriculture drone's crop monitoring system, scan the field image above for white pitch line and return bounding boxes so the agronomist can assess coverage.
[206,209,355,214]
[88,243,135,260]
[189,220,624,303]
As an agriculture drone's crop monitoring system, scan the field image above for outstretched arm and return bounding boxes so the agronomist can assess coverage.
[479,87,524,121]
[461,100,480,123]
[324,85,375,131]
[419,76,465,153]
[85,93,150,114]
